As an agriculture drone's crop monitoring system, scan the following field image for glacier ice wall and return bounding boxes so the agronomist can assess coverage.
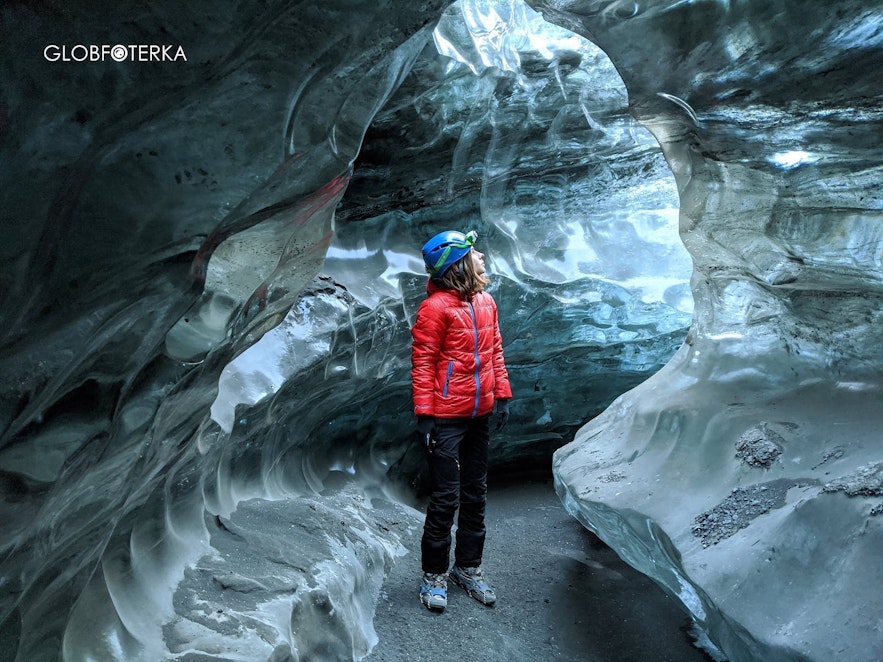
[532,1,883,660]
[0,1,450,659]
[0,0,691,659]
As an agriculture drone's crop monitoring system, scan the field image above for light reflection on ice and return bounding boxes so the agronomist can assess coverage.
[707,332,744,340]
[675,570,707,621]
[324,243,424,307]
[209,291,349,433]
[768,150,818,169]
[824,11,883,50]
[433,0,591,78]
[835,380,878,392]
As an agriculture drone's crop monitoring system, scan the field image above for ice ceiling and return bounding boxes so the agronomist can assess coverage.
[1,1,881,661]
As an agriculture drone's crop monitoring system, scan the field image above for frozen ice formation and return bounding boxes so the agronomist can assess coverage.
[542,1,883,660]
[0,0,880,661]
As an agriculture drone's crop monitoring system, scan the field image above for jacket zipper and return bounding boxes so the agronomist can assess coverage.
[467,300,481,417]
[442,360,453,397]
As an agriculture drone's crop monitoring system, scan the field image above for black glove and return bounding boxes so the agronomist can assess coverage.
[417,415,434,450]
[494,399,510,431]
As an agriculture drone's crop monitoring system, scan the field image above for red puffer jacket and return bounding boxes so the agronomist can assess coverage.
[411,280,512,419]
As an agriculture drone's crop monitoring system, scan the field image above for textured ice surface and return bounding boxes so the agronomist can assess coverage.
[540,0,883,660]
[162,492,419,662]
[0,2,450,659]
[555,357,883,661]
[0,1,687,658]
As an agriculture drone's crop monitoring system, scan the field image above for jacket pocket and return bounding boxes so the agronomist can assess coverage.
[441,361,454,397]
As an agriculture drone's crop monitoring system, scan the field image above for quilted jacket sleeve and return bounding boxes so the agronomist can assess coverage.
[491,299,512,400]
[411,297,445,416]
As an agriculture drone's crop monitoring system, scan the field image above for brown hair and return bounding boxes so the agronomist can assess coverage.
[434,251,490,297]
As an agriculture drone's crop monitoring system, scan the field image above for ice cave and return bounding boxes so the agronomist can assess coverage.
[1,0,881,660]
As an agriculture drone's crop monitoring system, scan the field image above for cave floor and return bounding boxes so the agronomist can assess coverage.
[368,478,715,662]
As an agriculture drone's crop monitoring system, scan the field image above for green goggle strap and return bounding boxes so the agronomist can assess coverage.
[430,231,477,275]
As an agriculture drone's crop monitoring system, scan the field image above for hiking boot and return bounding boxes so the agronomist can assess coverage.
[419,572,448,611]
[449,565,496,605]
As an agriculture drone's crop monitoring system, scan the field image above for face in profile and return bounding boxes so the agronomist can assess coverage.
[469,248,486,276]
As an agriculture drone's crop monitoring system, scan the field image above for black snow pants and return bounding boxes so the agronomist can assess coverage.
[421,415,490,574]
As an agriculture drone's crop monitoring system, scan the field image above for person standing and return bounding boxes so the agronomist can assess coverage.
[410,229,512,612]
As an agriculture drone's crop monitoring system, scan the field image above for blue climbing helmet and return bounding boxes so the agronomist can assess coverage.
[421,230,477,277]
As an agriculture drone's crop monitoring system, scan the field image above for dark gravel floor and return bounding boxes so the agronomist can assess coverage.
[367,478,716,662]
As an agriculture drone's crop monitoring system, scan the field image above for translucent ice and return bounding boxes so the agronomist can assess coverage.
[540,0,883,659]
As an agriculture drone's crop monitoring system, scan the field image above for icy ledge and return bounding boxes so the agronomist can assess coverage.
[553,342,882,662]
[61,488,422,661]
[166,492,420,661]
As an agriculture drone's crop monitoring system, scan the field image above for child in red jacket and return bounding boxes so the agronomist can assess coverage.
[411,229,512,611]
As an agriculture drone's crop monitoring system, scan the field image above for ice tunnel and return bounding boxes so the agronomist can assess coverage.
[1,0,881,661]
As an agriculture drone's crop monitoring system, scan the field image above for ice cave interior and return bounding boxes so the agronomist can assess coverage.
[0,1,881,661]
